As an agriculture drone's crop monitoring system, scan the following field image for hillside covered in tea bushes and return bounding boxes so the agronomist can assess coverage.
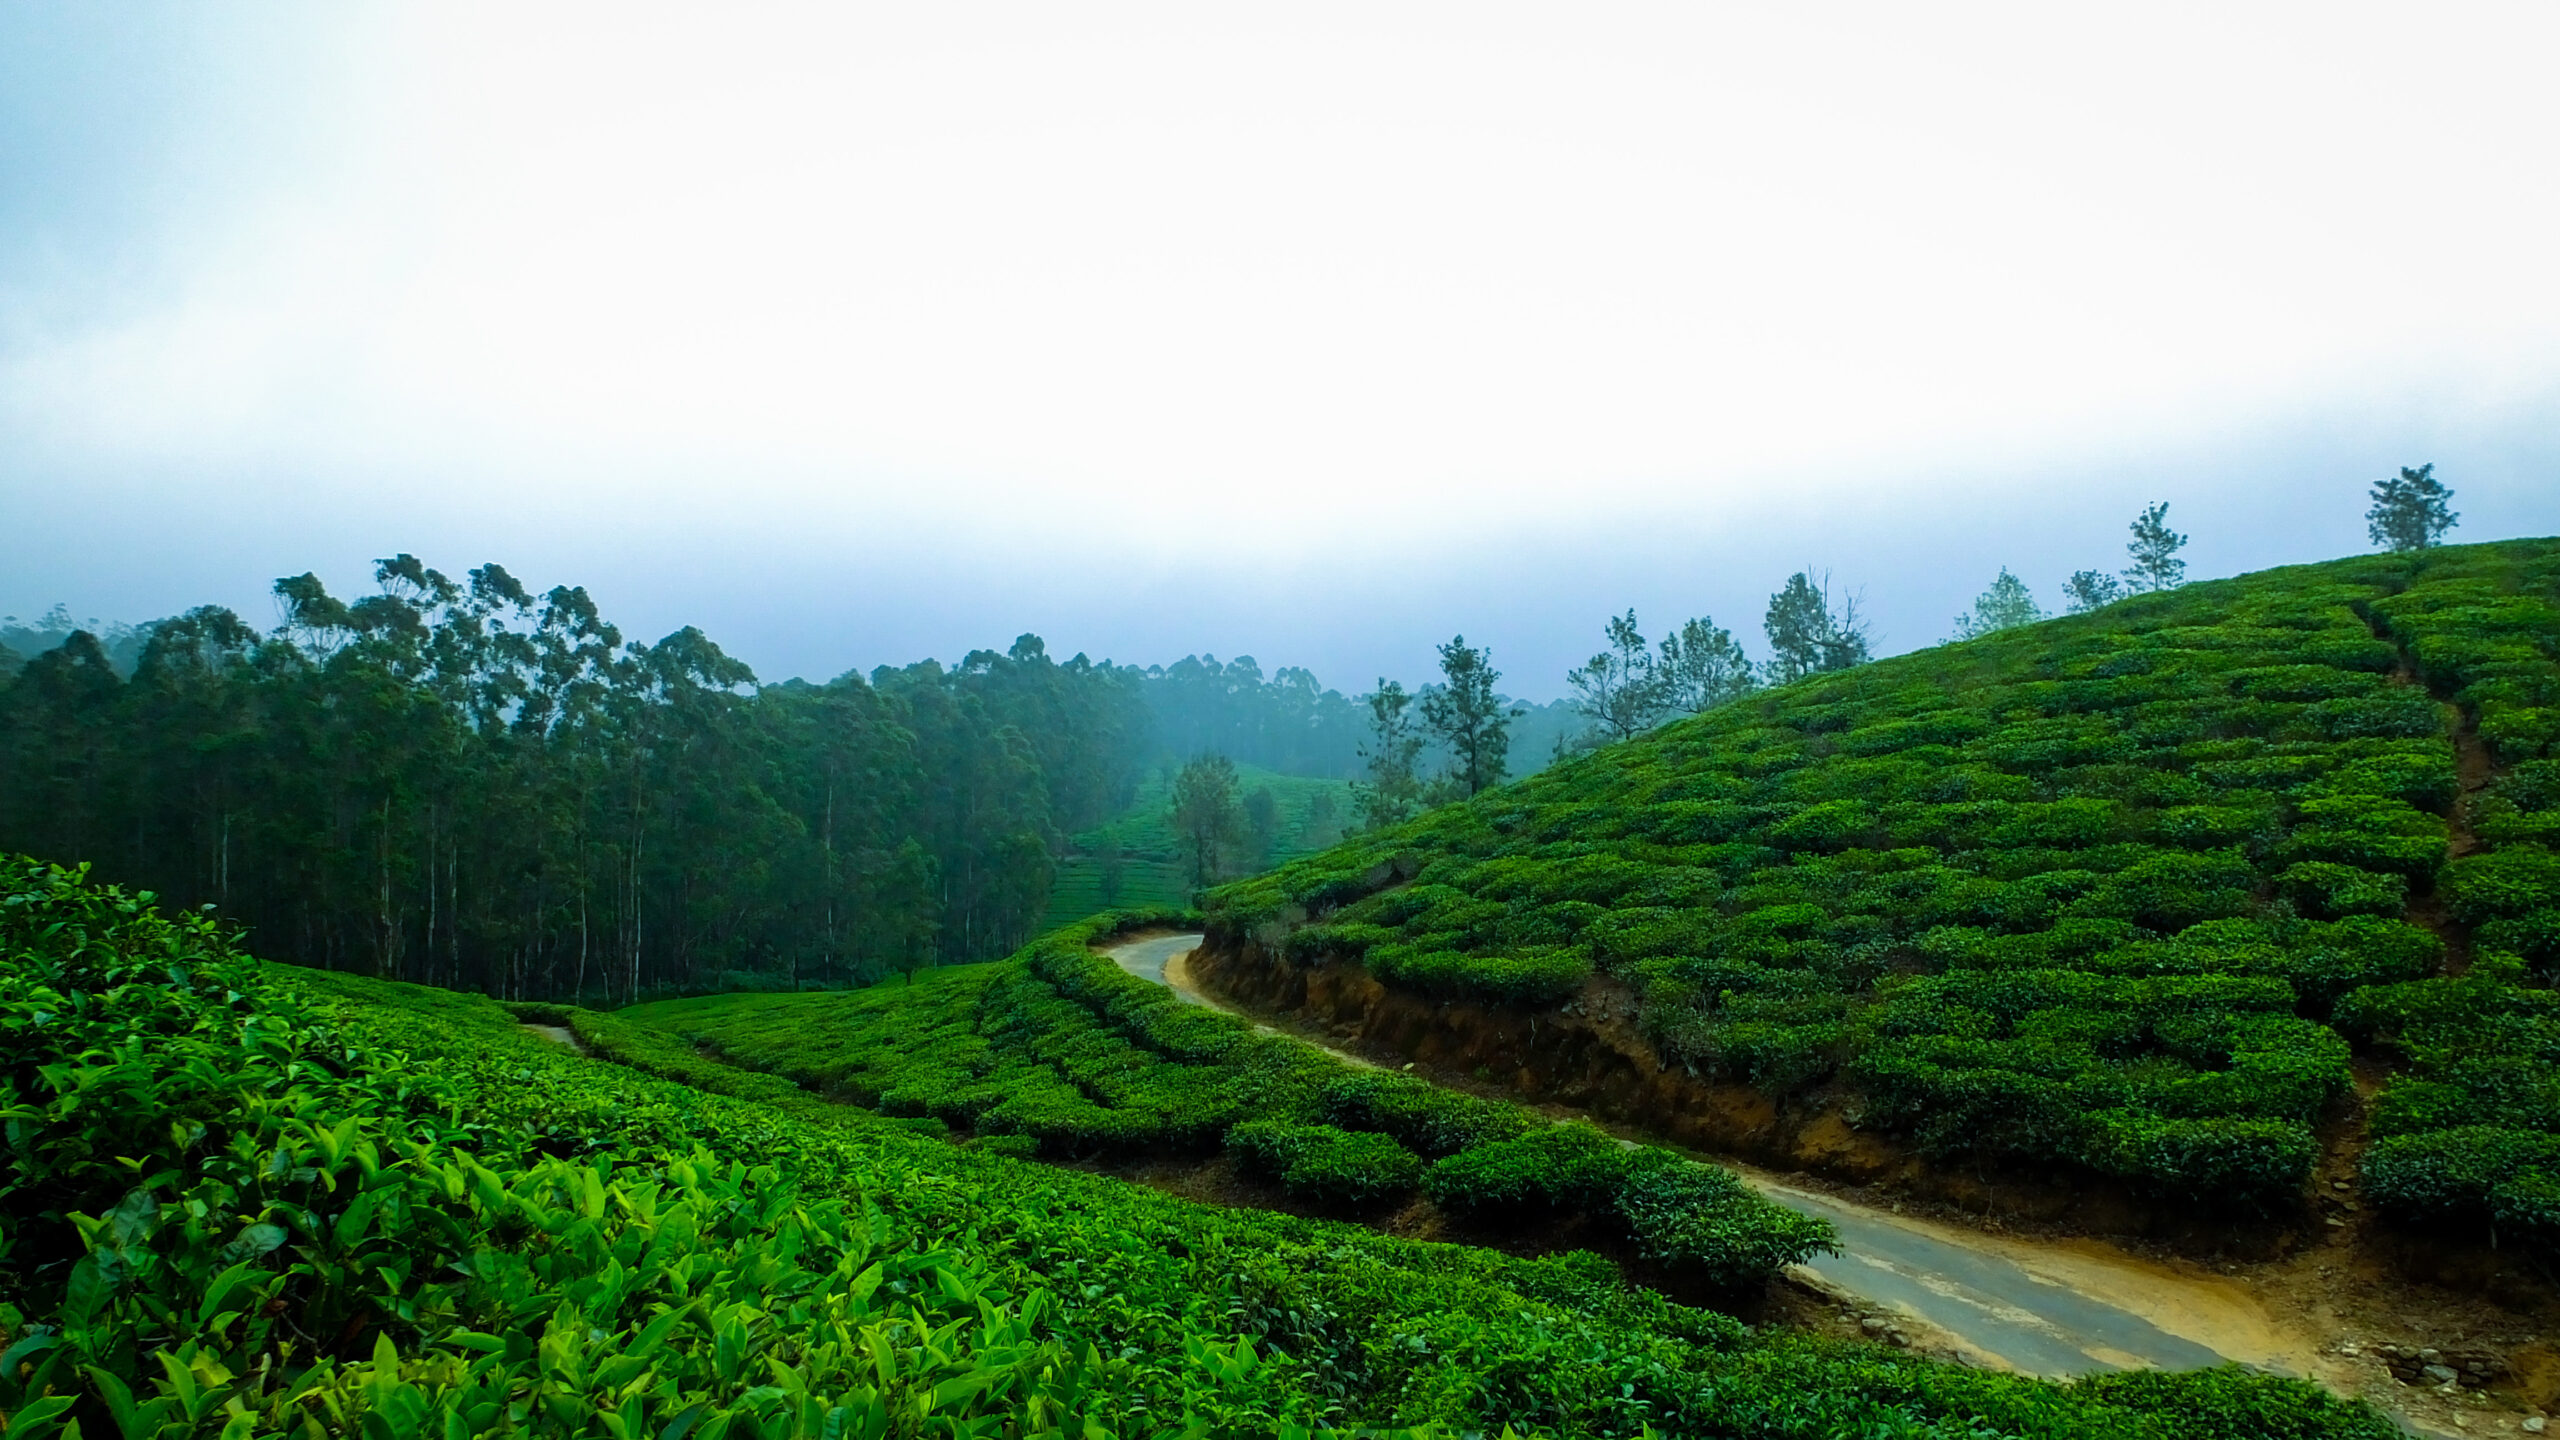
[614,914,1831,1293]
[1205,539,2560,1231]
[0,859,2407,1438]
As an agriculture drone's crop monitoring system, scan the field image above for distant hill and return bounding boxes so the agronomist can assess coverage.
[1206,539,2560,1242]
[1035,760,1355,932]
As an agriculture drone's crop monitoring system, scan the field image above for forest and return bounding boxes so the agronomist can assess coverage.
[0,562,1596,1003]
[0,560,1154,1001]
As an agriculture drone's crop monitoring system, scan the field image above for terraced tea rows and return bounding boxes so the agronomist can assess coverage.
[0,858,2405,1437]
[1208,539,2560,1229]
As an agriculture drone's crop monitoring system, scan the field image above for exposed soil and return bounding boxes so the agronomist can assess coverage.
[518,1021,589,1055]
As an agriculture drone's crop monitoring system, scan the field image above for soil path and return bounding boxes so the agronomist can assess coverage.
[519,1022,588,1055]
[1106,932,2324,1382]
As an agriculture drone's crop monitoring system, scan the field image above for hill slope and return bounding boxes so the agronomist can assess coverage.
[0,857,2404,1438]
[1203,539,2560,1234]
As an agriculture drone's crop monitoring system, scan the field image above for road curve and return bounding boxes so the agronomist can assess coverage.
[1105,932,2312,1381]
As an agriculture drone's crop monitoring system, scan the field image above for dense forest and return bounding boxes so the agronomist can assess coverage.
[0,559,1153,1001]
[0,566,1608,1002]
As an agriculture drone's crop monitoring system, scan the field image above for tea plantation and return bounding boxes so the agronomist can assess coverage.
[613,912,1834,1294]
[1208,539,2560,1228]
[1,858,2410,1437]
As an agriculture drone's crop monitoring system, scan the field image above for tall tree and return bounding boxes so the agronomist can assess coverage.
[1418,635,1515,797]
[2122,503,2188,593]
[1350,681,1424,831]
[1169,753,1246,889]
[2062,570,2125,614]
[1656,616,1755,713]
[2367,463,2458,552]
[1951,569,2046,639]
[1241,785,1280,867]
[1567,611,1668,744]
[1763,573,1871,684]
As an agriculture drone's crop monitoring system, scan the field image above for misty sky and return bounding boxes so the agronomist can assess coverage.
[5,4,2558,699]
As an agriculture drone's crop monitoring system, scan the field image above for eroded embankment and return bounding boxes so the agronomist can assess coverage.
[1137,936,2347,1386]
[1161,935,2554,1433]
[1191,929,2196,1237]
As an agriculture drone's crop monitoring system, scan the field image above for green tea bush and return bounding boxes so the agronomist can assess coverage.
[1423,1123,1627,1219]
[1615,1152,1839,1290]
[1226,1120,1424,1207]
[7,860,2416,1438]
[1316,1071,1537,1156]
[1211,541,2560,1212]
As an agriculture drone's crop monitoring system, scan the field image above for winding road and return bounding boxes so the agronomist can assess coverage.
[1106,932,2317,1382]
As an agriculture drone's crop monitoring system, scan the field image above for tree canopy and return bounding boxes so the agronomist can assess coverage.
[2367,463,2458,552]
[0,557,1153,1001]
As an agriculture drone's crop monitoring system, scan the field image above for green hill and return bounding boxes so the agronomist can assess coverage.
[1037,763,1355,932]
[1206,539,2560,1232]
[1,857,2401,1438]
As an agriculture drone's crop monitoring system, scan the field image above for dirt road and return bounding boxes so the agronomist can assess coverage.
[1105,932,2323,1382]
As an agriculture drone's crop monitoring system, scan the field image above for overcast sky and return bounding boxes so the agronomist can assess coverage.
[5,3,2557,697]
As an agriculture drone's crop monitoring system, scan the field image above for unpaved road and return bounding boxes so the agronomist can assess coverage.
[1106,933,2323,1382]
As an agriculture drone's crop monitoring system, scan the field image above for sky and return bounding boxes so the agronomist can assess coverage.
[4,3,2558,698]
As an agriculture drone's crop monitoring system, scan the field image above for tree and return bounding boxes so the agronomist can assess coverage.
[1169,753,1246,890]
[1567,611,1669,744]
[1419,635,1516,797]
[2367,463,2458,552]
[1242,784,1280,866]
[1305,788,1340,846]
[1350,681,1424,831]
[1952,569,2046,640]
[2122,503,2187,593]
[1763,572,1871,684]
[2062,570,2125,614]
[1656,616,1755,712]
[0,553,1163,1002]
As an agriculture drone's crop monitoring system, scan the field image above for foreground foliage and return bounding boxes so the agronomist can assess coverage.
[1210,539,2560,1214]
[0,859,2401,1438]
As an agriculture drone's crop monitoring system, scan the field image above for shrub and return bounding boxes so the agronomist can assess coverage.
[1367,940,1592,1007]
[1318,1071,1537,1156]
[1227,1119,1424,1207]
[2440,846,2560,923]
[1423,1122,1626,1219]
[2278,862,2408,920]
[2076,1111,2319,1206]
[1616,1151,1837,1289]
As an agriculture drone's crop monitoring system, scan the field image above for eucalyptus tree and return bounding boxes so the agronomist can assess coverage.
[1568,611,1669,743]
[1351,680,1425,831]
[2122,503,2188,592]
[1657,616,1755,712]
[2367,464,2457,552]
[1951,569,2046,640]
[1419,635,1516,797]
[1763,574,1871,684]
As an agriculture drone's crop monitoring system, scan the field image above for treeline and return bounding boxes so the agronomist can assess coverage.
[0,557,1151,1001]
[1134,651,1581,782]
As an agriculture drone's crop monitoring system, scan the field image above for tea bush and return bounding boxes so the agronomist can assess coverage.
[0,859,2405,1438]
[615,910,1831,1294]
[1227,1121,1423,1208]
[1209,540,2560,1210]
